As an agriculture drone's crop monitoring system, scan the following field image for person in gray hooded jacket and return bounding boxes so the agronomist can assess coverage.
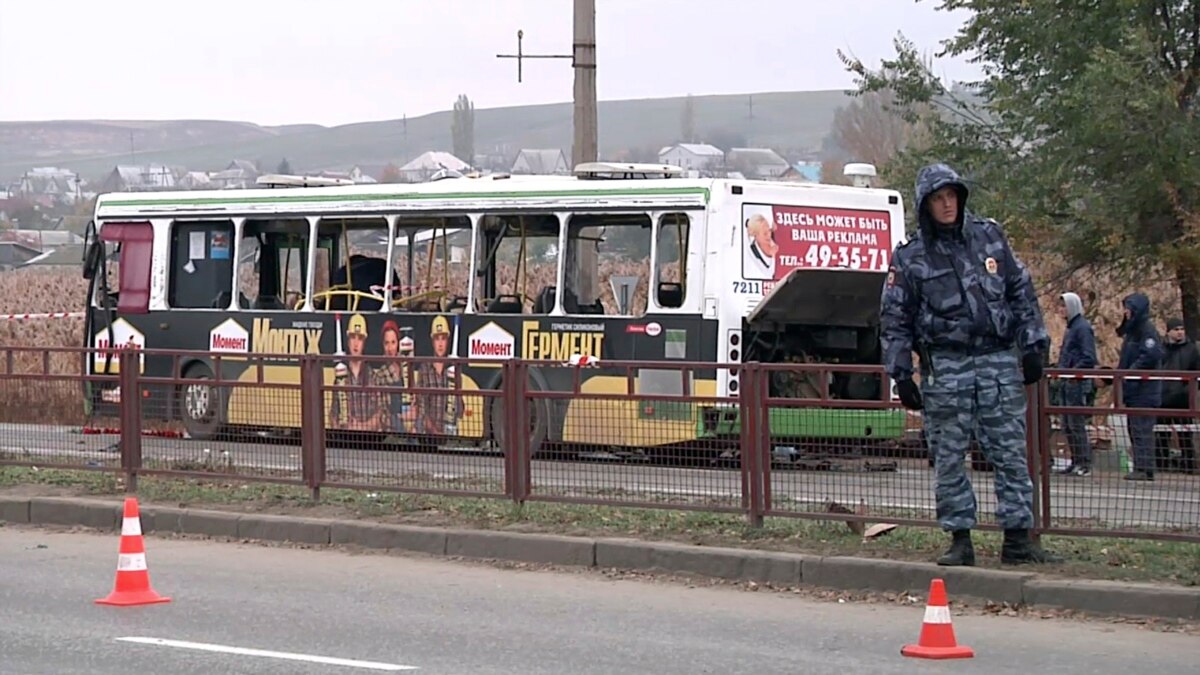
[1055,292,1098,475]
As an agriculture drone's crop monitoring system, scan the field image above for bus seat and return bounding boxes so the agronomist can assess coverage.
[657,282,684,308]
[487,294,525,314]
[445,295,468,313]
[562,286,603,315]
[329,254,399,311]
[533,286,557,314]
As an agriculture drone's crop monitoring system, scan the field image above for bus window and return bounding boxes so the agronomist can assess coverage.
[654,213,690,309]
[474,214,559,315]
[237,219,309,311]
[395,216,472,313]
[311,217,392,312]
[168,220,235,309]
[564,214,651,316]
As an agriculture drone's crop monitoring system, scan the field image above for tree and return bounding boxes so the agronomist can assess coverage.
[380,163,402,184]
[680,94,697,143]
[819,158,850,186]
[838,1,1200,334]
[276,158,292,175]
[451,94,475,166]
[827,89,933,175]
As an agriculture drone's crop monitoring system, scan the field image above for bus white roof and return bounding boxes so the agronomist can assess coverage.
[94,171,901,219]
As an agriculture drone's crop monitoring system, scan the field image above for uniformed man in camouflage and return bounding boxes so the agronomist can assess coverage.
[880,163,1062,566]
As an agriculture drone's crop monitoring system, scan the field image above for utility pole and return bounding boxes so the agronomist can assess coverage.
[572,0,597,166]
[496,0,597,167]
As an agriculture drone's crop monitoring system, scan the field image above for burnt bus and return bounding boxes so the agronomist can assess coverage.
[82,163,908,458]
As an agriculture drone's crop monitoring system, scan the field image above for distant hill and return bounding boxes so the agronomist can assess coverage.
[0,89,852,183]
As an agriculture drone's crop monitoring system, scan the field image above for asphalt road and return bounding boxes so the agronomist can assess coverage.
[1,527,1197,675]
[2,423,1198,530]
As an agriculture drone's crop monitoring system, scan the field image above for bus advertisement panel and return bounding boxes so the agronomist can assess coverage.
[740,202,893,288]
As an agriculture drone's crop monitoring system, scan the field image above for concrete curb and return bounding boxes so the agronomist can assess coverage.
[2,495,1197,621]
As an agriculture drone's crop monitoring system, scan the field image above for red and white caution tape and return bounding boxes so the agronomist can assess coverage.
[0,312,85,321]
[1153,424,1200,432]
[1049,373,1194,382]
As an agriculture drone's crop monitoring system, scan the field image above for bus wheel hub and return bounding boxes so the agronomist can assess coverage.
[186,385,211,419]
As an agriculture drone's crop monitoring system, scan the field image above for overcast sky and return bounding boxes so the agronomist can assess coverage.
[0,0,977,127]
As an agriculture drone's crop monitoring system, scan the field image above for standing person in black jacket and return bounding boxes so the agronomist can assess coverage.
[1055,292,1098,476]
[1154,318,1199,474]
[1117,293,1165,481]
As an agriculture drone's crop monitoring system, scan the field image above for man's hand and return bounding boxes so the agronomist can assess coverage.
[896,379,923,411]
[1022,352,1044,385]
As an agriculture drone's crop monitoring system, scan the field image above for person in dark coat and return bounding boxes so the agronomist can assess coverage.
[1055,292,1098,476]
[1116,293,1164,481]
[880,162,1061,567]
[1153,317,1199,474]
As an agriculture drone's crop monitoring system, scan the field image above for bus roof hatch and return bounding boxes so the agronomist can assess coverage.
[255,174,356,188]
[747,268,886,329]
[573,162,683,180]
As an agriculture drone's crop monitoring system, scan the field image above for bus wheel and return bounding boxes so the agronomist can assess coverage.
[489,391,548,459]
[179,363,227,440]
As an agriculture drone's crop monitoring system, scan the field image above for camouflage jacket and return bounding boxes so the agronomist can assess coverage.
[880,163,1049,381]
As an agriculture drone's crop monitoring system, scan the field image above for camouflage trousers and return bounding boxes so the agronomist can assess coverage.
[921,349,1035,531]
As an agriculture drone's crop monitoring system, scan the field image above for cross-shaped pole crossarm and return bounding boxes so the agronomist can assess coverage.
[496,29,572,82]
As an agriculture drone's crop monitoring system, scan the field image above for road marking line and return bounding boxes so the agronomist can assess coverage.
[115,637,417,671]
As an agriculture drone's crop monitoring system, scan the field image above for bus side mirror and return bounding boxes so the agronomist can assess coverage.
[82,240,102,280]
[82,220,100,280]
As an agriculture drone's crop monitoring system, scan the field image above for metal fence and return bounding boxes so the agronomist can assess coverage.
[0,347,1195,542]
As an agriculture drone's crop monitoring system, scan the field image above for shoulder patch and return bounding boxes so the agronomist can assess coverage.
[887,269,896,287]
[985,256,998,274]
[1145,338,1157,348]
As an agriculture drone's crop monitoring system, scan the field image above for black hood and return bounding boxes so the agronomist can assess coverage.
[914,163,970,236]
[1117,292,1152,337]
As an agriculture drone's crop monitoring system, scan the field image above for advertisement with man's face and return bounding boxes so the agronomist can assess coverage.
[330,313,384,432]
[742,206,778,281]
[741,203,893,282]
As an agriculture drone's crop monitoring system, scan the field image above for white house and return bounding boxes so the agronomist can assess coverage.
[511,149,569,175]
[398,151,471,182]
[16,168,83,206]
[657,143,725,172]
[98,165,178,193]
[726,148,791,179]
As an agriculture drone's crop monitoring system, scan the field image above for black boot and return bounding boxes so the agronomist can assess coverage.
[1001,529,1063,565]
[937,529,975,566]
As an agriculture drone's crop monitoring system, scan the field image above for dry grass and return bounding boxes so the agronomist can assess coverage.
[0,251,1181,423]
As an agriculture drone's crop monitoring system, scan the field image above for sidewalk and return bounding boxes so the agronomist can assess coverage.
[1,494,1197,622]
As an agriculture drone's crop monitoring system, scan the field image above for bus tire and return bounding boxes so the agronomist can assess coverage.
[489,387,548,459]
[178,362,228,440]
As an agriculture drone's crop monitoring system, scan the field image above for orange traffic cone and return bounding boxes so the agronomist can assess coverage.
[901,578,973,660]
[95,497,171,607]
